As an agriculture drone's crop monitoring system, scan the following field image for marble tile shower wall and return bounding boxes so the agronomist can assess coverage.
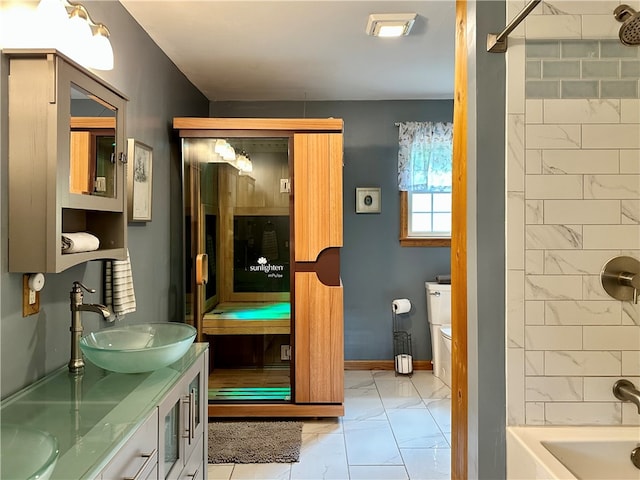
[506,0,640,427]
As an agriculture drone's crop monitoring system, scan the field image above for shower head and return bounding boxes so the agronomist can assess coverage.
[614,4,640,46]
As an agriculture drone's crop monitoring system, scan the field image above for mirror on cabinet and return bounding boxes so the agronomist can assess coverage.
[69,84,117,198]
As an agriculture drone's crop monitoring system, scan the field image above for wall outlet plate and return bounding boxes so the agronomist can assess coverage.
[22,274,40,317]
[280,344,291,360]
[356,187,381,213]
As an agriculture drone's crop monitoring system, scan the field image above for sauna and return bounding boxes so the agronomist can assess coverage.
[176,118,344,417]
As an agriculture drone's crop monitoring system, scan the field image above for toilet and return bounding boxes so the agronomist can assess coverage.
[439,326,452,387]
[425,282,452,387]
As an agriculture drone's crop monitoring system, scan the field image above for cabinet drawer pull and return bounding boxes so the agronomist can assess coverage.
[189,388,196,441]
[181,394,192,439]
[181,389,197,441]
[187,466,200,478]
[123,448,157,480]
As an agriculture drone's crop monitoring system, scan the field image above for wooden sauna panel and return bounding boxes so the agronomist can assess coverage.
[69,131,92,194]
[294,272,344,404]
[208,403,344,418]
[174,117,343,132]
[293,133,343,262]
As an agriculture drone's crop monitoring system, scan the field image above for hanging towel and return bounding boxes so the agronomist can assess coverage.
[62,232,100,254]
[104,249,136,320]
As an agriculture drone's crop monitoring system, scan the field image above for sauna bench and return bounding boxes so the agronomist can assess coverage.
[0,343,208,480]
[203,302,290,335]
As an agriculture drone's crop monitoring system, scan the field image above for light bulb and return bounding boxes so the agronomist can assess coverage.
[236,155,247,171]
[222,146,236,162]
[377,25,406,37]
[35,0,68,49]
[0,6,36,48]
[214,139,228,155]
[64,6,93,67]
[88,26,114,70]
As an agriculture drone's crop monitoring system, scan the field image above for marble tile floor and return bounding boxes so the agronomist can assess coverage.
[207,370,452,480]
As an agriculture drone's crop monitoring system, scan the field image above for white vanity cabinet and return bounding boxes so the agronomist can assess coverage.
[5,49,128,273]
[97,409,159,480]
[0,343,209,480]
[97,349,208,480]
[158,356,207,480]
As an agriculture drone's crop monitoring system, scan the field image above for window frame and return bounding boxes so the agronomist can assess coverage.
[399,191,451,247]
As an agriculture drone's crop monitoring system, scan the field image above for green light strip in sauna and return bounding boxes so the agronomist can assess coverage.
[208,387,291,401]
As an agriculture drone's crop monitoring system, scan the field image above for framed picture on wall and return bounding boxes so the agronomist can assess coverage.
[127,138,153,222]
[356,187,381,213]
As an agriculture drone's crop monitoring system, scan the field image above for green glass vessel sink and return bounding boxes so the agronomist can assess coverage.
[80,323,197,373]
[1,424,59,480]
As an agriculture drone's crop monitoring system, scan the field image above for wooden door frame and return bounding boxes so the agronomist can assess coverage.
[451,0,468,479]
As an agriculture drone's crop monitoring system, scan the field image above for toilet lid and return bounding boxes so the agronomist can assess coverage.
[440,326,452,339]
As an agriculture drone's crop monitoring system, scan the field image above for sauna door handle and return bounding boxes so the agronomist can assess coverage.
[196,253,208,285]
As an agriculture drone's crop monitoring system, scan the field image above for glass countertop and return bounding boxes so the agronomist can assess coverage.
[1,343,208,479]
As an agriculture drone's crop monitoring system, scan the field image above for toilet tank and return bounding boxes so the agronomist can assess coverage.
[425,282,451,327]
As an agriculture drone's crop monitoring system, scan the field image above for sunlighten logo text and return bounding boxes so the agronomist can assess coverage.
[249,264,285,273]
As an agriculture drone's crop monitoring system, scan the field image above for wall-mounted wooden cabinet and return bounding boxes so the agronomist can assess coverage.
[6,50,128,273]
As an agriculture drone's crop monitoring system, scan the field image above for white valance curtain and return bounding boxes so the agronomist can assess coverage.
[397,122,453,192]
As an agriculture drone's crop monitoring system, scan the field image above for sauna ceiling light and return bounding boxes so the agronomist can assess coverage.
[366,13,417,37]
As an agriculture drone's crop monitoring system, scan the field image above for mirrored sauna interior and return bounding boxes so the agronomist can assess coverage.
[183,136,292,403]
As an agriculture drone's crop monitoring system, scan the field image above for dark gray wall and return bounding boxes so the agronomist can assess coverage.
[467,1,507,478]
[0,2,209,398]
[211,101,453,361]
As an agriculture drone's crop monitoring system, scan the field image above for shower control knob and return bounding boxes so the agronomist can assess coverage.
[600,256,640,303]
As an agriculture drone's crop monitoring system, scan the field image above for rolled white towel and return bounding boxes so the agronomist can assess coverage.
[61,232,100,254]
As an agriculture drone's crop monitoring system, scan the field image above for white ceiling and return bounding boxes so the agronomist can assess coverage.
[119,1,456,102]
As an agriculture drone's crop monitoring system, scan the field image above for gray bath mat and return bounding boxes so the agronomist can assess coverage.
[208,420,303,464]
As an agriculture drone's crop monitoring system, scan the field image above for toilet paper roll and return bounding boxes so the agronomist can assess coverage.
[395,354,413,374]
[392,298,411,314]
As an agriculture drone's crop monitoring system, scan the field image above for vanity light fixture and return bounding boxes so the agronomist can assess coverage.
[213,139,237,162]
[209,140,253,173]
[32,0,114,70]
[235,152,253,174]
[365,13,417,37]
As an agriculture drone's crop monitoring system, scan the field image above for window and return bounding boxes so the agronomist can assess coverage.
[410,191,452,235]
[397,122,453,247]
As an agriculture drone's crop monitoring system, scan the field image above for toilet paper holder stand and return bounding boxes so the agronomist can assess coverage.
[392,300,413,376]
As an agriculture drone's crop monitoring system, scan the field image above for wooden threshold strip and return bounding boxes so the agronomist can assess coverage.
[344,360,432,371]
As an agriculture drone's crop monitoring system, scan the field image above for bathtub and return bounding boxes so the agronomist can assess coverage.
[507,426,640,479]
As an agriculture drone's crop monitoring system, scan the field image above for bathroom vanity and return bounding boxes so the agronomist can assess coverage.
[0,344,208,479]
[5,49,128,273]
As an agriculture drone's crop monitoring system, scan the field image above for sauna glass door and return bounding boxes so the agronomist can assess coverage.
[183,136,291,403]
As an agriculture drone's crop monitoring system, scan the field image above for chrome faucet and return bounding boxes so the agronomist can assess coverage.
[613,379,640,413]
[69,281,112,373]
